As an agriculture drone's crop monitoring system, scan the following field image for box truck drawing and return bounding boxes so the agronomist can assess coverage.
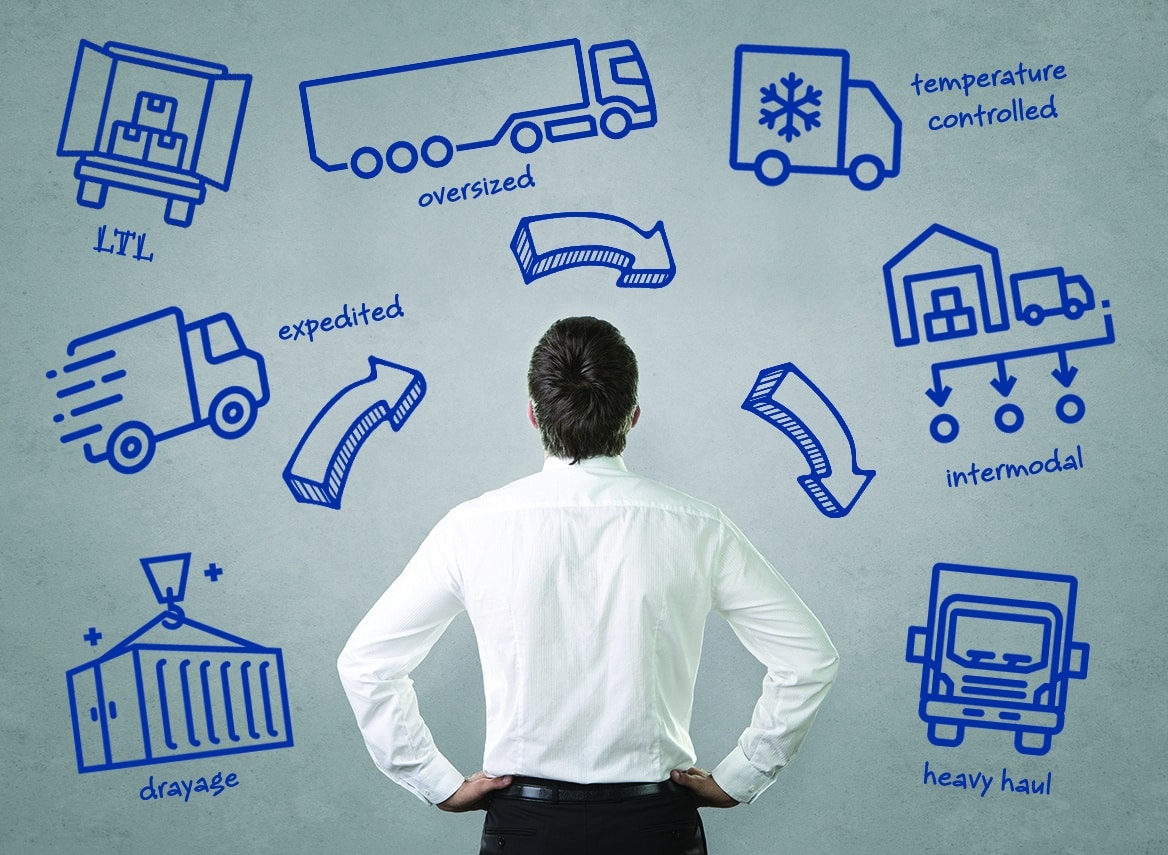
[48,306,269,474]
[300,38,656,179]
[883,224,1116,443]
[906,563,1089,756]
[58,40,251,227]
[67,553,293,774]
[730,45,901,190]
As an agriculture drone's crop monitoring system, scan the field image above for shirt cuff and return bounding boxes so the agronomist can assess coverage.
[400,756,467,807]
[711,747,779,805]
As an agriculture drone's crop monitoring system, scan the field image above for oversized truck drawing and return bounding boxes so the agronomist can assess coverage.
[300,37,656,179]
[58,40,251,227]
[730,45,901,191]
[48,307,269,474]
[906,563,1089,756]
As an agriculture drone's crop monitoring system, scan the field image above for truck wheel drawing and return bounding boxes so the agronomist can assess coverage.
[283,357,426,509]
[48,307,269,474]
[300,38,656,179]
[58,41,251,227]
[67,553,293,774]
[730,45,901,191]
[906,563,1089,756]
[883,224,1116,443]
[741,363,875,518]
[511,212,676,288]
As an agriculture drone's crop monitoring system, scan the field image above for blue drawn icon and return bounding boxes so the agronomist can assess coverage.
[300,38,656,179]
[730,45,901,190]
[906,563,1089,756]
[511,212,675,287]
[883,224,1116,443]
[284,357,426,509]
[67,553,293,774]
[742,363,875,518]
[47,307,269,474]
[58,41,251,227]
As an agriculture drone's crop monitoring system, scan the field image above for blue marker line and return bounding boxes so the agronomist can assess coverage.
[69,393,123,418]
[63,349,116,372]
[57,379,96,398]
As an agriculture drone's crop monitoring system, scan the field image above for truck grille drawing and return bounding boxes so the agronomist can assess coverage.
[67,553,293,774]
[300,38,656,180]
[58,41,251,227]
[510,212,675,288]
[283,357,426,509]
[48,307,269,474]
[906,563,1089,756]
[742,363,875,518]
[883,224,1116,443]
[730,45,901,190]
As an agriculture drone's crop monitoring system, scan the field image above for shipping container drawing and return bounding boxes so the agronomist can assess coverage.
[730,45,901,190]
[300,37,656,179]
[284,356,426,509]
[48,306,269,474]
[67,553,293,774]
[58,40,251,227]
[883,224,1116,443]
[906,563,1089,756]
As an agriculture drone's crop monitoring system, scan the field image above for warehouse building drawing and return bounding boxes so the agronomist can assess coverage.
[66,554,293,774]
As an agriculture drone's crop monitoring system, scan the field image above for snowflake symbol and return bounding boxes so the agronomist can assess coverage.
[759,72,823,143]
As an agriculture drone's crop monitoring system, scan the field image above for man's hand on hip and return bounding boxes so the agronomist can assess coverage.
[437,771,513,813]
[670,767,740,808]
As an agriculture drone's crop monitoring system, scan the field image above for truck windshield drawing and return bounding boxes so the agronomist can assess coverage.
[906,564,1089,755]
[300,38,657,179]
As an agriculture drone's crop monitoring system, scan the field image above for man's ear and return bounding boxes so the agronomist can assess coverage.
[630,405,641,429]
[528,400,539,429]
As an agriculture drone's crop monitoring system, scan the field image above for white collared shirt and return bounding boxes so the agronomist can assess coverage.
[338,455,838,806]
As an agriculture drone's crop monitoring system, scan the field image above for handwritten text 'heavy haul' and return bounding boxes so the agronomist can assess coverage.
[909,59,1068,132]
[922,762,1052,797]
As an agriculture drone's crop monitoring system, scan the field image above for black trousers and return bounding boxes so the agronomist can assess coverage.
[480,780,707,855]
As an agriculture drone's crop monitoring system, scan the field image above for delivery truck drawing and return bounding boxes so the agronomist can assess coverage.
[67,553,293,774]
[730,45,901,190]
[48,307,269,474]
[58,40,251,227]
[1011,267,1095,326]
[906,563,1089,756]
[300,37,656,179]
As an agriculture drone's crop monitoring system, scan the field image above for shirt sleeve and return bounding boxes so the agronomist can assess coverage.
[337,521,469,806]
[709,517,839,804]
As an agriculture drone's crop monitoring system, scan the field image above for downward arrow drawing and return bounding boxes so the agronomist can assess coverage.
[743,363,875,518]
[989,360,1017,397]
[510,212,675,287]
[283,357,425,509]
[1051,350,1078,388]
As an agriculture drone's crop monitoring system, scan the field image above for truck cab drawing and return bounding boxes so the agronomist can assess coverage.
[730,45,901,191]
[58,41,251,227]
[906,564,1089,756]
[1010,267,1095,326]
[49,307,269,474]
[299,37,657,179]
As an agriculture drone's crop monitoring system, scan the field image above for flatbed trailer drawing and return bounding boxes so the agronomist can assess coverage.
[906,563,1089,756]
[58,40,251,227]
[730,45,901,190]
[300,37,656,179]
[49,307,268,474]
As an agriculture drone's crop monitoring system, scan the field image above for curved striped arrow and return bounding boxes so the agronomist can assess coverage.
[510,212,675,287]
[283,356,425,509]
[742,363,875,518]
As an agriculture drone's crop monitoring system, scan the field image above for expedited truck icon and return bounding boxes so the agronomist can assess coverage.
[48,307,269,474]
[58,40,251,226]
[730,45,901,190]
[906,563,1089,756]
[300,37,656,179]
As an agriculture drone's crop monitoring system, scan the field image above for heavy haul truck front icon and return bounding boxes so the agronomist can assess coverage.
[906,563,1089,756]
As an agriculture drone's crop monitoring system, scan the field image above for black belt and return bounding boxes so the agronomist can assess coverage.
[497,776,682,803]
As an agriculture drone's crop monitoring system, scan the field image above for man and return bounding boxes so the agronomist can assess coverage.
[338,316,838,854]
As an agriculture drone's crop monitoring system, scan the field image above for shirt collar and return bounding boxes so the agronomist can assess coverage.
[542,455,628,473]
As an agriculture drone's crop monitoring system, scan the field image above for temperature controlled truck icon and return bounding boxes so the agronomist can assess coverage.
[58,40,251,227]
[730,45,901,190]
[906,563,1089,756]
[48,307,269,474]
[300,37,656,179]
